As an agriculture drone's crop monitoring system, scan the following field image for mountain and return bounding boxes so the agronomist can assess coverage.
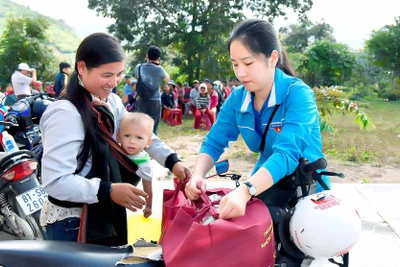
[0,0,81,57]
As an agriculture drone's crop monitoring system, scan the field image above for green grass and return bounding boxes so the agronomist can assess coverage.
[157,114,208,143]
[157,100,400,167]
[322,100,400,165]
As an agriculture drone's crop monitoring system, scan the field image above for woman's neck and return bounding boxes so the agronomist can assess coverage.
[253,82,273,112]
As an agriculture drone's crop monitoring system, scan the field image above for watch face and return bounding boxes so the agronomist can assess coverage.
[244,181,256,196]
[249,186,256,196]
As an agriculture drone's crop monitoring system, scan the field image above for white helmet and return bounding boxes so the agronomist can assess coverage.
[280,191,362,259]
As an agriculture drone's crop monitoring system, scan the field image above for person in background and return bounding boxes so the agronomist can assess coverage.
[4,84,14,96]
[186,80,200,115]
[54,62,71,98]
[185,19,329,220]
[33,81,44,94]
[166,80,177,107]
[39,33,191,246]
[183,82,191,101]
[221,79,231,100]
[11,63,37,100]
[122,80,137,112]
[213,80,225,115]
[204,78,218,119]
[194,83,215,127]
[117,112,155,218]
[123,75,135,100]
[176,81,186,115]
[2,84,17,107]
[135,45,170,135]
[161,83,175,121]
[44,82,55,97]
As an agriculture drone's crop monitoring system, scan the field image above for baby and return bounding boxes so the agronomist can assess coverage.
[117,112,154,218]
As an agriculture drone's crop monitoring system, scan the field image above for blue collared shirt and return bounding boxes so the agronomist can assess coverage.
[200,68,330,191]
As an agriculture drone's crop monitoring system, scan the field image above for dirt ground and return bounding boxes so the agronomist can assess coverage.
[167,134,399,184]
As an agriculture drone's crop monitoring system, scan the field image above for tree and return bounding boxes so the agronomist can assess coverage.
[0,15,56,87]
[366,16,400,100]
[88,0,314,81]
[297,41,356,87]
[279,19,335,53]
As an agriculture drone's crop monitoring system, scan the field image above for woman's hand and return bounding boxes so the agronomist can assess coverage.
[185,175,206,201]
[172,161,192,183]
[219,184,251,219]
[110,183,148,212]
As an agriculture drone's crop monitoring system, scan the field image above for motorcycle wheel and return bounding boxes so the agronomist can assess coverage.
[25,211,45,240]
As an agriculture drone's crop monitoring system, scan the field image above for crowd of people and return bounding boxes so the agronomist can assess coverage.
[0,62,71,106]
[0,19,333,261]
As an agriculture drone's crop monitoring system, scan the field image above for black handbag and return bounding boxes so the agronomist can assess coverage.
[136,64,159,100]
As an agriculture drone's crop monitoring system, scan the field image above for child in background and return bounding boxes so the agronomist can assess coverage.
[161,83,175,121]
[117,112,155,218]
[195,83,215,127]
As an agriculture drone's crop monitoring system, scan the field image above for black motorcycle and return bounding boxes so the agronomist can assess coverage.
[0,145,46,240]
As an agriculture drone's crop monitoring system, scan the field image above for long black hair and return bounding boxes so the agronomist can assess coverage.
[228,19,295,76]
[64,33,126,171]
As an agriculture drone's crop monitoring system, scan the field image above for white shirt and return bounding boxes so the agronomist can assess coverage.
[11,71,32,96]
[39,93,175,225]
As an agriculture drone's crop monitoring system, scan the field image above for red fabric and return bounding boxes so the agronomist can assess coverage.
[209,91,218,109]
[224,86,231,99]
[160,182,275,267]
[77,204,88,243]
[194,108,214,129]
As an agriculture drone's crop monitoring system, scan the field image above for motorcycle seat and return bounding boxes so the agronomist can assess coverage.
[0,240,164,267]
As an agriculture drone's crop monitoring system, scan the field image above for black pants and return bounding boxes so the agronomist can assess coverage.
[136,98,161,135]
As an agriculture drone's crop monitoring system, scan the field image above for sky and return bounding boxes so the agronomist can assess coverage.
[10,0,400,50]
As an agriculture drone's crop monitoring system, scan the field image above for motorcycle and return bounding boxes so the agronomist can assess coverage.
[0,124,46,240]
[0,93,54,151]
[0,158,355,267]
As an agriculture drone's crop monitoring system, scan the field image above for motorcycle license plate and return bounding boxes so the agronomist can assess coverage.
[16,186,48,216]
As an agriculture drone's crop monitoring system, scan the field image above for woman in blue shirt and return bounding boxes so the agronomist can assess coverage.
[185,19,330,220]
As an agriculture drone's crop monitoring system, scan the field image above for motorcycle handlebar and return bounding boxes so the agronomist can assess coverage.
[0,121,18,127]
[27,93,47,105]
[300,158,327,174]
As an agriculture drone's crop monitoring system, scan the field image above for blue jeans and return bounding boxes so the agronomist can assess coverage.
[45,217,80,241]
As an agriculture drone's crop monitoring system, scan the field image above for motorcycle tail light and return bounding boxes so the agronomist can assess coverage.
[1,160,37,181]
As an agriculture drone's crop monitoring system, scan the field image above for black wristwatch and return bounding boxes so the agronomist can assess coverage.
[243,181,256,198]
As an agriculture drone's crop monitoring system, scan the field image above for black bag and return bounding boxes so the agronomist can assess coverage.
[136,64,159,100]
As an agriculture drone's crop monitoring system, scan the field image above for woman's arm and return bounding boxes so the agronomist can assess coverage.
[40,101,101,204]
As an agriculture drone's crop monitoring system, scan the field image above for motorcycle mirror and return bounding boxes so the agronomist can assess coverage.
[215,159,229,175]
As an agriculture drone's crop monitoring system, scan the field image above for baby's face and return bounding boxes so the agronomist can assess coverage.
[119,121,152,155]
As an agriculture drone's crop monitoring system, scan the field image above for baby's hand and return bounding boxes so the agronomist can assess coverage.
[143,206,152,218]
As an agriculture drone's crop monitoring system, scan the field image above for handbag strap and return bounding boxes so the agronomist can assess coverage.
[77,203,88,243]
[259,105,280,153]
[137,64,142,82]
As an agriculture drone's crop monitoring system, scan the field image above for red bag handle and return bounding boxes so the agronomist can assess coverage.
[193,190,220,222]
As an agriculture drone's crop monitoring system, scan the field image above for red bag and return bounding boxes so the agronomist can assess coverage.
[160,183,275,267]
